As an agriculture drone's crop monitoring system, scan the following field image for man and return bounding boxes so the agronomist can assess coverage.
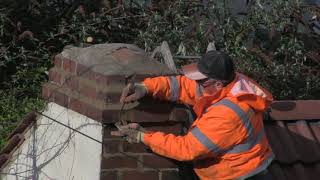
[111,50,274,180]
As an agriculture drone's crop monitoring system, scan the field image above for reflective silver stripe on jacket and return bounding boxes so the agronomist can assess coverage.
[169,76,179,101]
[213,99,254,139]
[191,98,266,154]
[228,128,265,154]
[191,127,222,154]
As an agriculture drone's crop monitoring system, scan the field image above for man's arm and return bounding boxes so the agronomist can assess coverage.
[143,106,246,161]
[143,75,200,105]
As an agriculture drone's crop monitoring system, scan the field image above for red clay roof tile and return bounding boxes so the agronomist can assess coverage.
[265,100,320,179]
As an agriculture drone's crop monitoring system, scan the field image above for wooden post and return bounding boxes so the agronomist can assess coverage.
[151,41,178,73]
[206,41,216,52]
[160,41,178,73]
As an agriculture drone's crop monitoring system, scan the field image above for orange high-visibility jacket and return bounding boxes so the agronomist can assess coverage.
[142,73,274,180]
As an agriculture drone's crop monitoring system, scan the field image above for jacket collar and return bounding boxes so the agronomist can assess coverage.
[193,74,239,116]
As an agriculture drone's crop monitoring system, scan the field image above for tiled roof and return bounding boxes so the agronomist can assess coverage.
[265,100,320,180]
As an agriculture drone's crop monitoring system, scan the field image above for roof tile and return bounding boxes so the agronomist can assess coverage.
[265,100,320,180]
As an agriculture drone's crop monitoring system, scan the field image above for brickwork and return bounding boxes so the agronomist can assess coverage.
[41,44,194,180]
[43,50,187,122]
[102,124,183,180]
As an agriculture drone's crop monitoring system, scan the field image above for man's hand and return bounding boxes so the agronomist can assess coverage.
[111,123,146,143]
[120,83,147,103]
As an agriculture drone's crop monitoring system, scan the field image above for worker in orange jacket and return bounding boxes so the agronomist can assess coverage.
[111,50,274,180]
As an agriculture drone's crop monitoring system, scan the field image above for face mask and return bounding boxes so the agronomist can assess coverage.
[197,79,221,95]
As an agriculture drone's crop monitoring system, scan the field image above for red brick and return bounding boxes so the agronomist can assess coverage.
[123,141,148,153]
[142,155,178,168]
[42,83,51,100]
[53,91,69,107]
[63,58,76,73]
[65,76,79,91]
[85,104,102,121]
[54,55,62,68]
[69,98,84,113]
[76,63,86,75]
[101,155,138,169]
[76,63,95,79]
[95,73,108,85]
[69,98,102,121]
[102,110,120,123]
[84,71,96,80]
[96,91,106,102]
[97,91,121,104]
[162,170,180,180]
[145,123,183,135]
[170,108,189,122]
[103,140,121,154]
[100,171,118,180]
[49,69,62,85]
[79,82,97,99]
[129,110,169,122]
[132,99,174,111]
[105,75,126,85]
[121,170,158,180]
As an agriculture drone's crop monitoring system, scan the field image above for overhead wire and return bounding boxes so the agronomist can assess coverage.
[34,110,162,173]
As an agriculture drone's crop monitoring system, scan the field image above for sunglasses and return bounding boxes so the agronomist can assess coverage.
[195,78,210,84]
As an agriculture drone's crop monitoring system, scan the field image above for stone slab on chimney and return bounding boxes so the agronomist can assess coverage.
[42,43,194,180]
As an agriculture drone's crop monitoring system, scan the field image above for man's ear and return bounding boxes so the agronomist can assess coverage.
[215,81,224,89]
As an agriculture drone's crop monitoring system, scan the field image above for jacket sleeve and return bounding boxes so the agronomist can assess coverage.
[143,129,209,161]
[143,75,200,105]
[143,106,247,161]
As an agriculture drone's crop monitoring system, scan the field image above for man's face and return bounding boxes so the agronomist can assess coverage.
[196,78,223,95]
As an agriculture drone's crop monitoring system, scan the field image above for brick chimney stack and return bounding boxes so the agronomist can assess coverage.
[42,43,194,180]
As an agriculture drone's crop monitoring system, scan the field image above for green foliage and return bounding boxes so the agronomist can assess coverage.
[0,90,45,148]
[137,0,320,100]
[137,1,217,54]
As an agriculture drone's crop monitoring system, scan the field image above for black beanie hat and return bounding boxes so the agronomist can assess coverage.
[197,50,235,83]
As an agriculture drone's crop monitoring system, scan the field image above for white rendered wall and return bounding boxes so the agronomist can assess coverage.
[1,102,102,180]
